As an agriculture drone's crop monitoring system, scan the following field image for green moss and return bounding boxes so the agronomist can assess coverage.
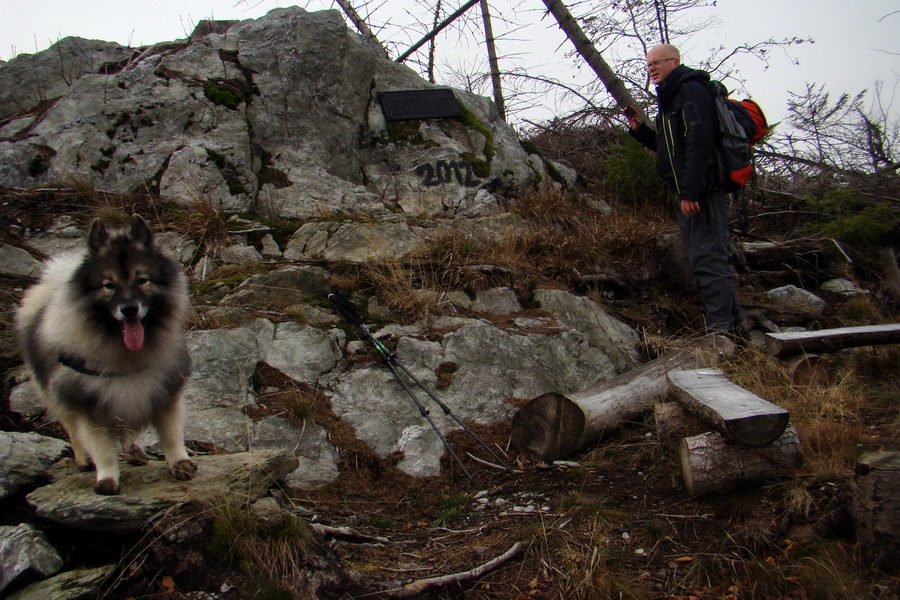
[458,103,495,163]
[461,152,490,178]
[519,139,539,155]
[386,120,424,143]
[28,154,50,176]
[204,82,243,110]
[545,160,564,184]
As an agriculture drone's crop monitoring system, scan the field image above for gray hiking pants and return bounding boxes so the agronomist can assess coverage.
[677,188,742,333]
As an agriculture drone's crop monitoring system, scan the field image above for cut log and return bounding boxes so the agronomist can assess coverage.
[679,426,801,496]
[850,452,900,570]
[785,353,830,386]
[511,335,735,462]
[765,323,900,359]
[667,368,790,447]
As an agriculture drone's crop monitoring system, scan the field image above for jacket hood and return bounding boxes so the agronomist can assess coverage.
[657,65,710,106]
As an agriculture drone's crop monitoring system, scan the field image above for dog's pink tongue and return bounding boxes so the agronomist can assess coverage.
[122,320,144,351]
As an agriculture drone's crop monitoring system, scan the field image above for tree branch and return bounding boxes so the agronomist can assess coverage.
[388,542,524,597]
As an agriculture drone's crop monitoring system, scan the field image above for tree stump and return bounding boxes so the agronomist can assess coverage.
[679,426,801,496]
[850,452,900,571]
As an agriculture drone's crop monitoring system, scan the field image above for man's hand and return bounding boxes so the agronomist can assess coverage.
[623,105,641,130]
[680,198,700,217]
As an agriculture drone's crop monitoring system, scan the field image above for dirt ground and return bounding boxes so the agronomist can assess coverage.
[1,189,898,599]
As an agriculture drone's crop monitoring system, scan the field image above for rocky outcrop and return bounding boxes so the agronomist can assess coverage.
[0,524,63,595]
[0,432,70,500]
[26,449,299,534]
[0,7,547,219]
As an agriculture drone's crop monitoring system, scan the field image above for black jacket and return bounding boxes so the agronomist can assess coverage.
[630,65,718,203]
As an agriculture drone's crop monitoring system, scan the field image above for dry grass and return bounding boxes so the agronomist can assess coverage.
[205,491,312,596]
[360,188,671,320]
[720,346,891,480]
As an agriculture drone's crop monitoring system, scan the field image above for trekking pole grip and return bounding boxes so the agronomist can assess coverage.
[326,289,365,327]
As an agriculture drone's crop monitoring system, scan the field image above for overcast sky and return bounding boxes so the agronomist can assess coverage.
[1,0,897,126]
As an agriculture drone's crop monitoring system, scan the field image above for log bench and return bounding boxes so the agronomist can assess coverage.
[765,323,900,359]
[666,368,789,447]
[510,336,735,463]
[664,368,799,495]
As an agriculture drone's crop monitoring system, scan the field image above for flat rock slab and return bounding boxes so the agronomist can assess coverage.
[667,368,789,447]
[26,449,299,533]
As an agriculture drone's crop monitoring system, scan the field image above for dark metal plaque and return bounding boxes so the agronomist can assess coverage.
[378,89,462,121]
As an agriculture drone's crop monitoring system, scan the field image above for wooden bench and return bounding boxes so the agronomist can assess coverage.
[765,323,900,359]
[664,368,799,495]
[666,368,789,447]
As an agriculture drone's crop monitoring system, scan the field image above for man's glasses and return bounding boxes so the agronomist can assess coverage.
[646,57,675,69]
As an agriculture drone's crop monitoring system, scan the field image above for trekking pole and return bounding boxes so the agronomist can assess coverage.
[326,289,517,484]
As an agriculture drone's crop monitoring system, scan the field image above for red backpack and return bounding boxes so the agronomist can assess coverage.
[709,81,769,191]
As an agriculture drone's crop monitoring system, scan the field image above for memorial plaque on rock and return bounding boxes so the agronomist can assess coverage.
[378,89,463,121]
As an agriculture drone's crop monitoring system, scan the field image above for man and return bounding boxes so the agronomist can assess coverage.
[626,44,743,336]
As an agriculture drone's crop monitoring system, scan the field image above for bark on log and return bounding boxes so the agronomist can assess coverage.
[667,368,790,447]
[511,335,735,462]
[679,426,801,496]
[765,323,900,359]
[850,452,900,571]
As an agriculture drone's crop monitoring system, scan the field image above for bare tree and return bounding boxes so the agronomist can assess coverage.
[774,83,898,175]
[540,0,644,118]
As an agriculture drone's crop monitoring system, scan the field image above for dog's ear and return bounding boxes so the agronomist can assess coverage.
[130,214,153,248]
[87,218,109,254]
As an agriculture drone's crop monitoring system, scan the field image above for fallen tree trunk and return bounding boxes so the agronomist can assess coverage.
[740,237,839,273]
[679,426,801,496]
[765,323,900,358]
[511,336,735,462]
[667,368,789,447]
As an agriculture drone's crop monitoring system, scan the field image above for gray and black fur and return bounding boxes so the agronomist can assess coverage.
[15,214,196,495]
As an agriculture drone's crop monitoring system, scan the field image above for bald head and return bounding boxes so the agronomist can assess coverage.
[646,44,681,84]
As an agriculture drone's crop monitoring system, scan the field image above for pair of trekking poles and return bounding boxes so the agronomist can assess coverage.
[327,289,516,487]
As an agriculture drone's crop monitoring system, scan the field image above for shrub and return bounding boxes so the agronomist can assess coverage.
[804,188,899,247]
[600,132,670,207]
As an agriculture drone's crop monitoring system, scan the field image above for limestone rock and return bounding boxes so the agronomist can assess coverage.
[0,432,70,500]
[0,8,537,218]
[5,565,114,600]
[0,524,63,595]
[766,284,826,314]
[26,449,299,533]
[0,245,42,277]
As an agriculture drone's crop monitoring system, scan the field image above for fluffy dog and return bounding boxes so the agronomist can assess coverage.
[15,214,196,495]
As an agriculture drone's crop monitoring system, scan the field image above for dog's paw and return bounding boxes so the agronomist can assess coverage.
[122,443,151,466]
[94,477,121,495]
[170,459,198,481]
[76,462,95,473]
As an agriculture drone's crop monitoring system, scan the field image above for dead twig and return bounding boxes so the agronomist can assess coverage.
[386,542,524,598]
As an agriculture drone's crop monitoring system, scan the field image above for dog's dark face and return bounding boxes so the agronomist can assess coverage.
[74,215,185,351]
